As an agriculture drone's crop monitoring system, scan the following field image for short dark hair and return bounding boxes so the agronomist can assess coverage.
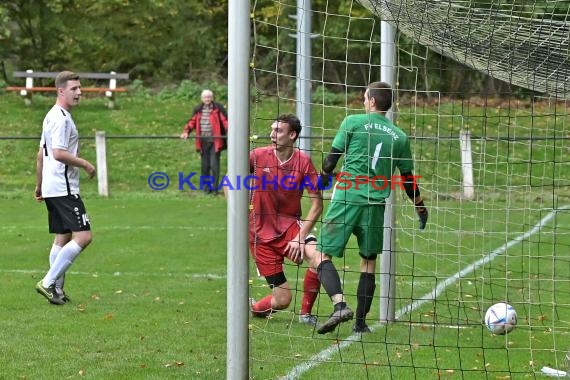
[55,71,80,89]
[276,114,302,141]
[368,81,393,112]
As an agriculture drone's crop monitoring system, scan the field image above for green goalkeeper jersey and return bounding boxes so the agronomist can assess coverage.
[330,112,414,204]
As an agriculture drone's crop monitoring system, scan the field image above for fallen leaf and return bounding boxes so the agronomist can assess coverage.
[164,361,184,368]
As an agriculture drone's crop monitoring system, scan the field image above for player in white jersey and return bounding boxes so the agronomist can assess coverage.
[34,71,96,305]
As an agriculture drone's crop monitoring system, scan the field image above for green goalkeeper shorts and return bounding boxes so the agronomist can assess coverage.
[317,202,385,258]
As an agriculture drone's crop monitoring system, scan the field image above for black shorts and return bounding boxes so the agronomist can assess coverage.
[45,194,91,234]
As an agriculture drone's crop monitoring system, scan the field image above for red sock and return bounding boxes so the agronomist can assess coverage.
[301,269,320,315]
[253,295,273,314]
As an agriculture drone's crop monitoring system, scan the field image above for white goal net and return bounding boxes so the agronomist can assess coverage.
[247,1,570,378]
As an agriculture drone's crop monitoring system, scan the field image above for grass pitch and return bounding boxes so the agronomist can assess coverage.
[2,93,570,379]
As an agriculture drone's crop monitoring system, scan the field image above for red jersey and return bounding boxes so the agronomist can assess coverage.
[249,146,319,241]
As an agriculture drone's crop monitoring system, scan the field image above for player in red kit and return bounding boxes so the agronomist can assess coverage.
[249,114,323,325]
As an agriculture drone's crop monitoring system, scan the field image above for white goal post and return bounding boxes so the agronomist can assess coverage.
[226,1,250,380]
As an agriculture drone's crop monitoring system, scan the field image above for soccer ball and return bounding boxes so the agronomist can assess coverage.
[484,302,517,335]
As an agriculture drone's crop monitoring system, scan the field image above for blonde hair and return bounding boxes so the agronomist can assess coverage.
[55,71,79,89]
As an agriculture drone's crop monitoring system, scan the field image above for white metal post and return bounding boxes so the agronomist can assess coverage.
[23,69,33,105]
[227,1,250,379]
[460,129,475,200]
[379,20,397,324]
[106,71,117,109]
[296,0,312,155]
[95,131,109,197]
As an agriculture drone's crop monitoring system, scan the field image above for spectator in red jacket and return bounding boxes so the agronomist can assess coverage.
[180,89,228,195]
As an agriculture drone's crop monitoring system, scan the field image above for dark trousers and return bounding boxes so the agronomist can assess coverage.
[200,139,221,193]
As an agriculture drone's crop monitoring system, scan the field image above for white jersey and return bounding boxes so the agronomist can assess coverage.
[39,105,80,197]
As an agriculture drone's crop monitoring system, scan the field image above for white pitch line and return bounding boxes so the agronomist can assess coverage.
[0,268,226,279]
[408,322,470,329]
[0,225,226,231]
[283,206,570,380]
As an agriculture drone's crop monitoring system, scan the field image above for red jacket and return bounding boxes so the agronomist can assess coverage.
[183,102,228,153]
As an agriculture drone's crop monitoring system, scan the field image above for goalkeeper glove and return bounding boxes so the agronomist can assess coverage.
[319,172,335,189]
[415,200,428,230]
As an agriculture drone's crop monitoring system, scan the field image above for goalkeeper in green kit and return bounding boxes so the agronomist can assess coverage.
[304,81,428,334]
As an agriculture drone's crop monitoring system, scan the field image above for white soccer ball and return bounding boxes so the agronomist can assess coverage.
[484,302,517,335]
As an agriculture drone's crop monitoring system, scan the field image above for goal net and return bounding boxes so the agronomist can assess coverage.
[248,1,570,378]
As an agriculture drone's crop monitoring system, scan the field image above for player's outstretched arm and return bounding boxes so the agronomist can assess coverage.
[321,147,343,176]
[320,147,344,188]
[401,172,428,229]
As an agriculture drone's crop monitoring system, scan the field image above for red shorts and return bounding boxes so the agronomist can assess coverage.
[250,223,300,277]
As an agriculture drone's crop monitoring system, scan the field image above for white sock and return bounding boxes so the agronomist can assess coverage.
[49,244,62,266]
[48,245,65,293]
[42,240,82,288]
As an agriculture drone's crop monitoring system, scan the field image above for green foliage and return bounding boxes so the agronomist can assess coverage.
[0,0,229,85]
[155,80,228,106]
[252,0,381,96]
[2,0,568,97]
[128,79,153,99]
[157,79,203,101]
[312,85,347,105]
[175,80,204,101]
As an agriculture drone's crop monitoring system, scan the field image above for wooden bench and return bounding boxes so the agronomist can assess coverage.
[6,70,129,109]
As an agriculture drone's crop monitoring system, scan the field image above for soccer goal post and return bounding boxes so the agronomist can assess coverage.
[226,1,250,379]
[379,19,397,323]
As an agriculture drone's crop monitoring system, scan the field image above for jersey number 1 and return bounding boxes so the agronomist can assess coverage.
[371,142,383,170]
